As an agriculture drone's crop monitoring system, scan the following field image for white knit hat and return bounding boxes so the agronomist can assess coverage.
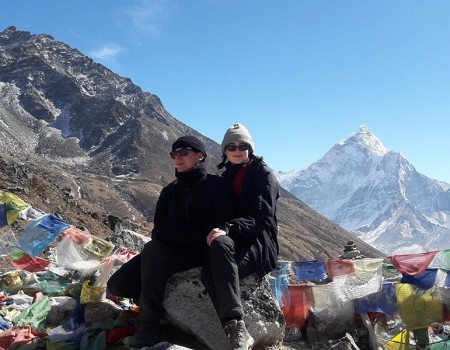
[220,123,255,153]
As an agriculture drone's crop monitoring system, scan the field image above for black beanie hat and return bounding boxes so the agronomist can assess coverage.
[172,136,207,161]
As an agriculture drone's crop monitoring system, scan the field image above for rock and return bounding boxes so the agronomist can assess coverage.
[163,267,285,350]
[148,342,194,350]
[106,229,151,252]
[311,333,361,350]
[84,298,123,324]
[104,215,131,233]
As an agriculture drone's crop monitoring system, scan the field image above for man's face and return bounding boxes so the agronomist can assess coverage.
[171,148,204,172]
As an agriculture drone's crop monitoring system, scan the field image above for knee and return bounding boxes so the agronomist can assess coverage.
[107,272,123,296]
[142,240,163,258]
[209,235,235,255]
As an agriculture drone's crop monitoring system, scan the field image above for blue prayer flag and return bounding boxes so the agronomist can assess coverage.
[295,260,327,283]
[354,282,398,315]
[401,268,450,290]
[18,214,70,256]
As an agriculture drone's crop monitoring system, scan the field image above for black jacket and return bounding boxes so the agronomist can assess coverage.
[222,157,280,278]
[152,166,233,254]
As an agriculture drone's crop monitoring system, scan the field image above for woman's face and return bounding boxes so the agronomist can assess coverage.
[224,142,251,165]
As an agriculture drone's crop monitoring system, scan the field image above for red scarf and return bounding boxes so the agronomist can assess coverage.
[233,159,252,198]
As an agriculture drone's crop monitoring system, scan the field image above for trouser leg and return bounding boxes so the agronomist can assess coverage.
[138,240,204,327]
[201,235,255,324]
[107,254,141,299]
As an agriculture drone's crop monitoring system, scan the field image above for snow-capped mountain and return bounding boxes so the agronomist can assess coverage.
[276,125,450,255]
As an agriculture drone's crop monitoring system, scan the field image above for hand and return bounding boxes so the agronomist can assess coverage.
[207,228,227,246]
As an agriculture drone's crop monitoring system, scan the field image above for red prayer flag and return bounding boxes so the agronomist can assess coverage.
[281,284,313,329]
[325,259,355,279]
[387,251,438,276]
[10,252,49,272]
[61,226,91,244]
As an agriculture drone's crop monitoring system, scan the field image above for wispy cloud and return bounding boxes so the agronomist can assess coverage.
[90,43,122,60]
[125,0,173,37]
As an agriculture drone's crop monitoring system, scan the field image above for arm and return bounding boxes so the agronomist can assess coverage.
[151,185,188,245]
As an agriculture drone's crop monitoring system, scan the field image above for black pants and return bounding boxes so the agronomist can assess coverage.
[107,236,255,327]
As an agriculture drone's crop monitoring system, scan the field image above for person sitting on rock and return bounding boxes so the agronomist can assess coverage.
[202,123,280,350]
[107,136,234,348]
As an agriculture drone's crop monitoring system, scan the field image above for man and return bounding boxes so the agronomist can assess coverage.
[107,135,236,348]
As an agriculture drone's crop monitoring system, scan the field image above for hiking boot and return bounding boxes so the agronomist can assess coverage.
[128,327,161,348]
[224,319,254,350]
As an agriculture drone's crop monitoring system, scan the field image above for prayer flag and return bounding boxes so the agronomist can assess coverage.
[325,259,355,279]
[18,214,70,257]
[10,251,50,272]
[0,191,29,225]
[295,260,327,283]
[401,268,450,290]
[281,284,312,329]
[354,282,398,315]
[396,283,443,330]
[388,251,438,276]
[331,258,383,302]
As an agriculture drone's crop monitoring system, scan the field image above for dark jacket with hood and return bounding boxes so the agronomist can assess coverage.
[152,165,233,255]
[221,156,280,278]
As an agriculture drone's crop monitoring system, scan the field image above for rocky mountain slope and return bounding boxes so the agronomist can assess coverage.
[277,125,450,255]
[0,26,382,261]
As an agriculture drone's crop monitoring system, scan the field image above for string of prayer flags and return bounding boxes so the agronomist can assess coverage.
[387,251,438,276]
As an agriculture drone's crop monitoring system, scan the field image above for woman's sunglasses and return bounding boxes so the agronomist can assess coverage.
[170,147,193,159]
[225,143,250,152]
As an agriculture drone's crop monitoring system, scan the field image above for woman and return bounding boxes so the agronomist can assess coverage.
[202,123,280,350]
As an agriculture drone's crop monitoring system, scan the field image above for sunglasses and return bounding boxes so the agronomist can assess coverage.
[170,147,193,159]
[225,143,251,152]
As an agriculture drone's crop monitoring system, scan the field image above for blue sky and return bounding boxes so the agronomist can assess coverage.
[2,0,450,182]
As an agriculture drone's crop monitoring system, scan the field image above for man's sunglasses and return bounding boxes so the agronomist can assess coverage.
[225,143,251,152]
[170,147,193,159]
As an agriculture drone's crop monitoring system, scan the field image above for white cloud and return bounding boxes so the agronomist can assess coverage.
[126,0,173,36]
[90,43,122,59]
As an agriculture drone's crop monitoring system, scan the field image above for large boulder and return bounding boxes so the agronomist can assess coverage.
[163,267,285,350]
